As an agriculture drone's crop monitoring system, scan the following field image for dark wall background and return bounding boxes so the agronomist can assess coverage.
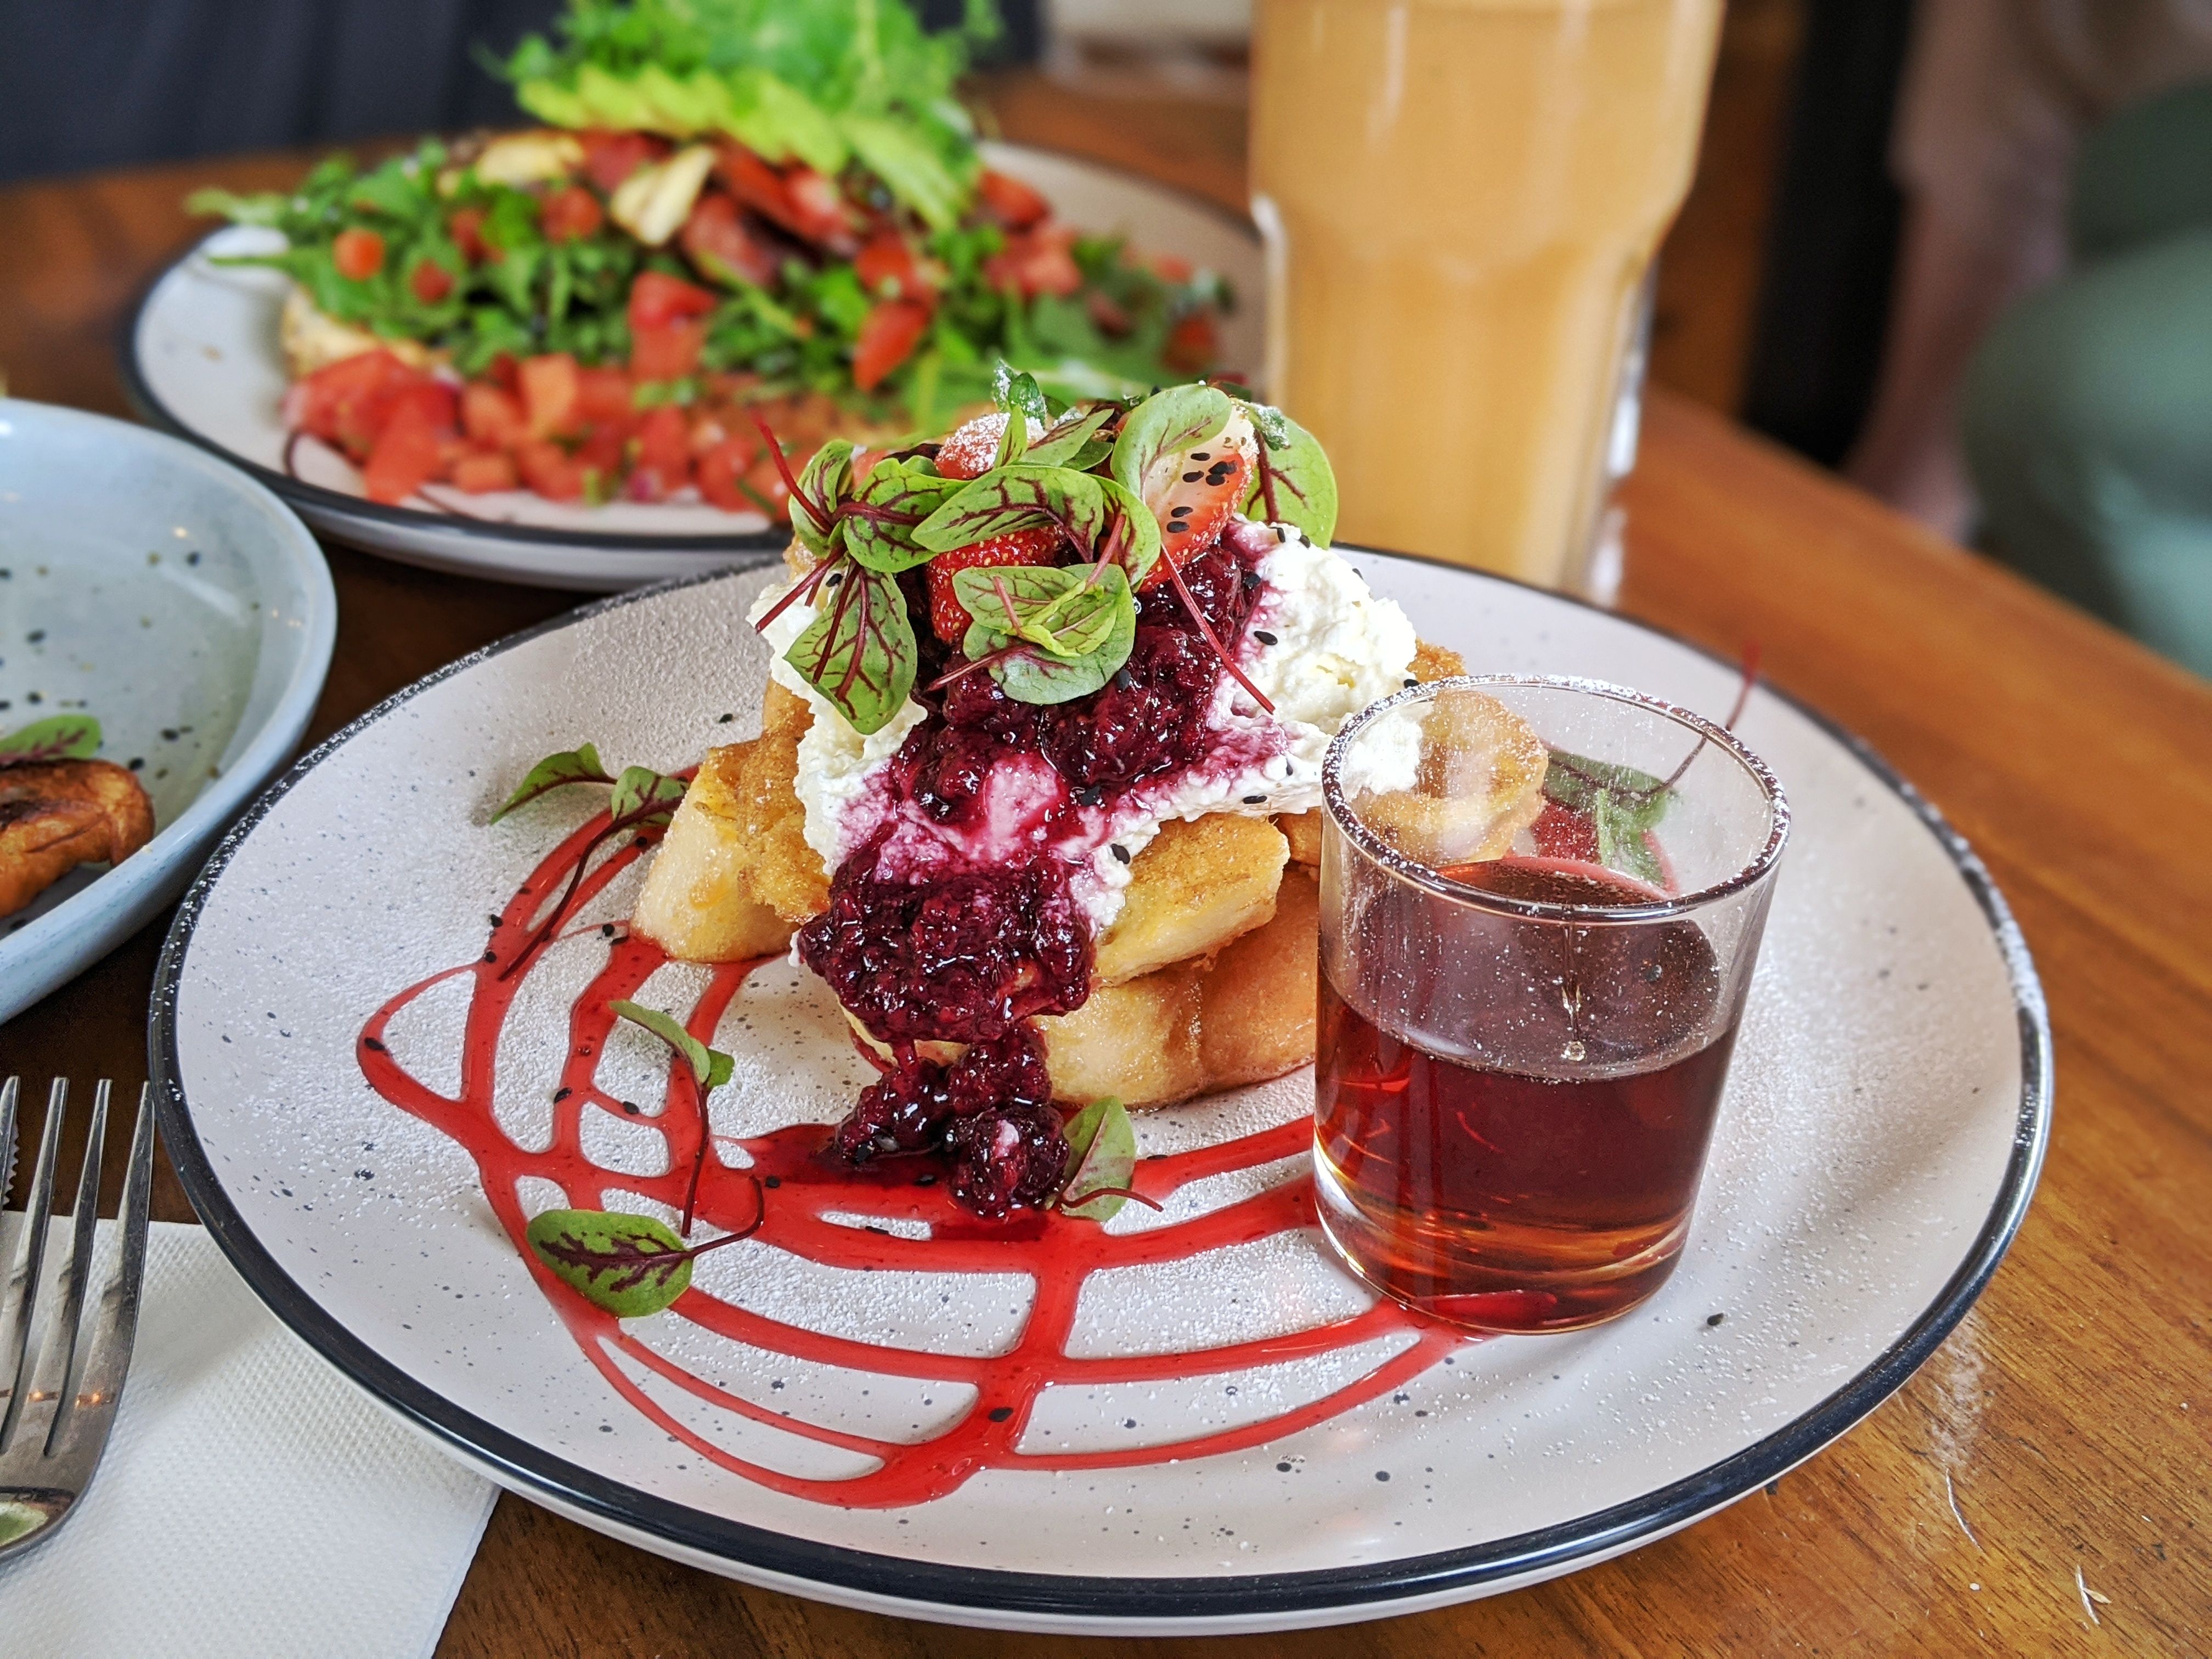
[0,0,1040,185]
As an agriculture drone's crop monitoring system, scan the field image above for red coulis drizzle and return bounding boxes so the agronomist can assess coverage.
[357,806,1468,1509]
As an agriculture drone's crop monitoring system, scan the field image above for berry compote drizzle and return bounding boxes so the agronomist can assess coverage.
[797,533,1268,1215]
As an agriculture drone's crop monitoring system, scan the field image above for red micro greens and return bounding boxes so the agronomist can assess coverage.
[1061,1184,1163,1214]
[496,795,673,982]
[1163,558,1275,715]
[749,414,831,531]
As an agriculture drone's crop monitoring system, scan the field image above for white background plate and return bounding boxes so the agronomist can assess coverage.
[152,557,2047,1633]
[123,145,1266,592]
[0,400,333,1024]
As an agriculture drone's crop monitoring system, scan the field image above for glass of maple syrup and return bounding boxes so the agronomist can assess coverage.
[1315,676,1788,1334]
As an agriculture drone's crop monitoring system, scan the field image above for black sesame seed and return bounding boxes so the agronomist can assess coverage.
[1191,451,1211,461]
[362,1036,386,1052]
[620,1101,640,1115]
[1182,471,1202,483]
[1110,843,1131,864]
[1706,1312,1724,1326]
[988,1406,1014,1423]
[126,757,144,770]
[160,727,179,741]
[1242,793,1266,804]
[716,712,735,723]
[26,630,44,644]
[913,1172,937,1187]
[1240,570,1263,591]
[1113,666,1136,689]
[764,1176,782,1188]
[1254,630,1277,646]
[1166,522,1188,534]
[1075,785,1104,807]
[554,1087,571,1101]
[1403,677,1419,688]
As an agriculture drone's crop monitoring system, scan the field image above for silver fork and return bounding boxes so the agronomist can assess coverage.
[0,1077,156,1561]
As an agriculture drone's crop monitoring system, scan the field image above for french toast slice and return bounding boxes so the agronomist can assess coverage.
[1092,814,1286,987]
[1350,689,1548,866]
[629,743,800,961]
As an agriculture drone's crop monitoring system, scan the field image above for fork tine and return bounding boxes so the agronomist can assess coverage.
[0,1076,18,1211]
[41,1081,110,1454]
[65,1087,155,1432]
[0,1080,65,1453]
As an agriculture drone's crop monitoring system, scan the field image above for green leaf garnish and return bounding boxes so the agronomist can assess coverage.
[1542,751,1672,887]
[608,765,689,831]
[791,439,855,559]
[990,362,1051,467]
[1058,1097,1137,1222]
[491,743,616,820]
[784,563,918,734]
[914,464,1161,583]
[843,455,966,573]
[610,999,736,1090]
[1110,382,1232,505]
[1022,404,1115,472]
[953,562,1132,661]
[1236,402,1338,544]
[525,1209,699,1318]
[0,715,101,766]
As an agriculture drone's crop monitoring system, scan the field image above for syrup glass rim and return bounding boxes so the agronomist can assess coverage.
[1321,673,1791,924]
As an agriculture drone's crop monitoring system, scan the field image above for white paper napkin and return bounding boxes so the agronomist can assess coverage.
[0,1220,496,1659]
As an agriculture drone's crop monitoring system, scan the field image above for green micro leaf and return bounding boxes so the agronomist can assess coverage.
[490,742,613,821]
[1543,750,1672,887]
[1111,383,1232,505]
[1058,1096,1137,1222]
[843,455,966,573]
[610,765,689,830]
[1022,404,1115,471]
[525,1208,696,1318]
[957,562,1136,704]
[915,464,1160,581]
[610,999,736,1091]
[1236,402,1338,544]
[784,563,918,735]
[992,360,1051,425]
[792,439,855,559]
[0,714,101,766]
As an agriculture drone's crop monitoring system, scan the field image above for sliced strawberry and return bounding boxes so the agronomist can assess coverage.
[1135,409,1256,588]
[935,412,1014,480]
[925,527,1066,645]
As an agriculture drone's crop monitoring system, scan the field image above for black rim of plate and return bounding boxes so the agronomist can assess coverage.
[117,144,1261,558]
[149,552,2053,1624]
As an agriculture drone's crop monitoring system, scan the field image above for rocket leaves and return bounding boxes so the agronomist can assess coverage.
[784,562,918,735]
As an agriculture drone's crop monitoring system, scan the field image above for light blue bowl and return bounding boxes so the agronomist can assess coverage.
[0,400,335,1025]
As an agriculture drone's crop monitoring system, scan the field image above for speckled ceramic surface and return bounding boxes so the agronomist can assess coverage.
[0,400,333,1025]
[152,558,2047,1634]
[123,145,1265,593]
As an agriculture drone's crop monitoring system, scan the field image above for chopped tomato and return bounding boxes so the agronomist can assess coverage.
[695,437,758,511]
[628,270,718,330]
[575,421,629,477]
[984,227,1081,299]
[679,192,778,287]
[449,449,518,494]
[460,381,526,449]
[514,439,584,501]
[851,299,930,392]
[332,227,385,281]
[408,257,454,304]
[361,395,445,504]
[517,353,582,440]
[629,320,704,382]
[1087,290,1132,335]
[1163,312,1218,375]
[636,405,691,480]
[541,185,605,244]
[715,146,851,249]
[448,207,489,264]
[385,377,458,433]
[287,349,415,458]
[977,170,1051,232]
[576,365,635,425]
[1143,251,1195,283]
[580,129,668,193]
[854,231,925,300]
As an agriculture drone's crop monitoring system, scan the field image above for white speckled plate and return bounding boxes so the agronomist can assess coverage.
[151,557,2047,1634]
[0,399,333,1024]
[122,144,1264,593]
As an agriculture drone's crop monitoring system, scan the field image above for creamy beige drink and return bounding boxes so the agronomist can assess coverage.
[1251,0,1722,584]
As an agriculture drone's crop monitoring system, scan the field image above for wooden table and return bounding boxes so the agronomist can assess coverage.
[4,76,2208,1659]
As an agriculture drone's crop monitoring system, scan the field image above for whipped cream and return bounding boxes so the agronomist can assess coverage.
[748,523,1420,928]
